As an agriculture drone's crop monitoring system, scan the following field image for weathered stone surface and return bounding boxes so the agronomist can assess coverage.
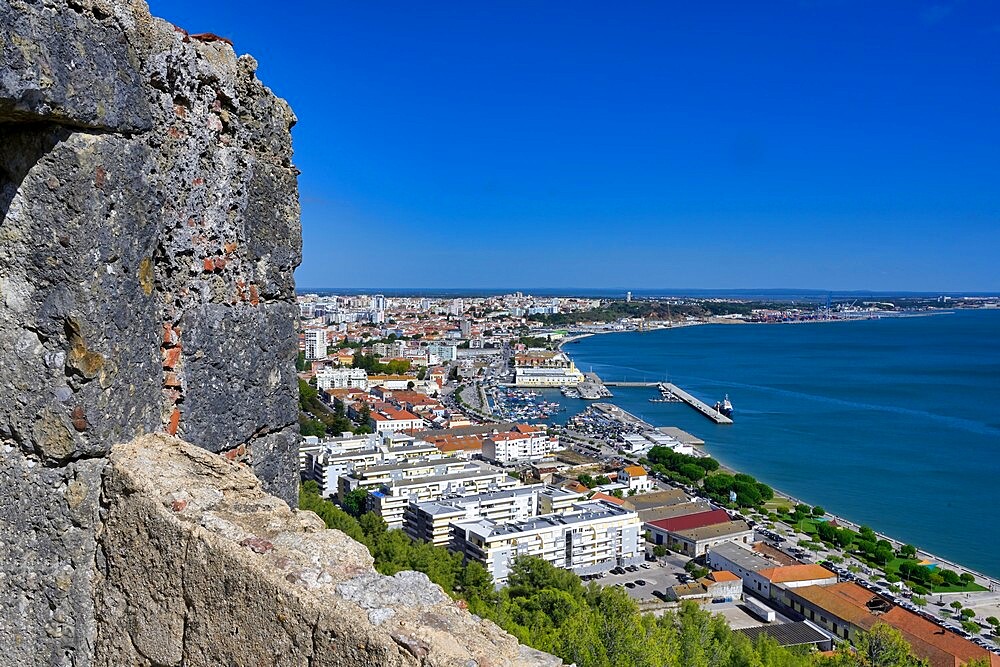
[0,444,104,666]
[1,1,301,664]
[97,435,561,667]
[0,0,153,131]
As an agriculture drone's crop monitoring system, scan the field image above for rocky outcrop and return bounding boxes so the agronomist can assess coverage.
[1,0,299,663]
[97,434,560,667]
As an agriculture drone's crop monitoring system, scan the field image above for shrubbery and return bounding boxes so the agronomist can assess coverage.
[298,482,874,667]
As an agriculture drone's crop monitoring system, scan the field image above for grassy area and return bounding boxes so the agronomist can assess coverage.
[763,499,793,512]
[877,558,987,593]
[930,581,988,593]
[794,518,820,534]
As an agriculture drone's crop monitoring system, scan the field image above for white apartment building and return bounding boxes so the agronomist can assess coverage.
[453,500,643,584]
[404,487,540,547]
[299,432,383,497]
[315,367,369,391]
[482,425,560,464]
[427,343,458,362]
[304,328,327,360]
[403,485,578,547]
[369,405,424,434]
[337,457,471,500]
[367,464,520,529]
[514,365,585,387]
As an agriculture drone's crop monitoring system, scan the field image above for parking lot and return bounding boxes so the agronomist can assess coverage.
[582,562,672,601]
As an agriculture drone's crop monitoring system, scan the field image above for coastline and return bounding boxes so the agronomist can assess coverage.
[556,318,1000,589]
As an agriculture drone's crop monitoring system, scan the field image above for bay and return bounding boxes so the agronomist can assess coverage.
[557,309,1000,579]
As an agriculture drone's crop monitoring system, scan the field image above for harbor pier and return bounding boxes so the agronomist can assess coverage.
[660,383,733,424]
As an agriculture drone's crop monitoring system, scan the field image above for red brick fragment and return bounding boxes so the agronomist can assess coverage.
[95,166,106,189]
[171,499,187,512]
[166,408,181,435]
[224,242,237,255]
[248,284,260,306]
[192,177,204,186]
[239,536,274,554]
[162,346,182,370]
[162,323,181,347]
[168,127,181,139]
[71,405,89,432]
[221,444,247,461]
[213,257,227,271]
[163,372,182,389]
[202,258,214,272]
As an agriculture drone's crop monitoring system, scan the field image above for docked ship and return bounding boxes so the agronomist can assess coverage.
[714,394,734,419]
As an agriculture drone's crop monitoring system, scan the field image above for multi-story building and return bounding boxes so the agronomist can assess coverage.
[299,432,383,497]
[537,485,586,514]
[513,351,585,387]
[403,485,581,547]
[338,457,470,500]
[453,500,643,584]
[404,487,542,547]
[482,424,560,463]
[619,465,653,494]
[427,342,458,362]
[304,328,327,360]
[315,367,369,391]
[373,340,406,359]
[363,462,520,529]
[369,405,424,434]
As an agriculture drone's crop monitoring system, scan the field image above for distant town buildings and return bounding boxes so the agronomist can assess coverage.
[304,328,327,360]
[482,424,561,464]
[514,350,585,387]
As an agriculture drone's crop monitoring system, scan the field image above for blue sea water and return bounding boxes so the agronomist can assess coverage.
[558,310,1000,578]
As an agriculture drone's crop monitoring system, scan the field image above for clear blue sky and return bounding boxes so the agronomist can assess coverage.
[148,1,999,292]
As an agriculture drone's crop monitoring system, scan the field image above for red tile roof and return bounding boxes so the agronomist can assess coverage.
[646,508,731,533]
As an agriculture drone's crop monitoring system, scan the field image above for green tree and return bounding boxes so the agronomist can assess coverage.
[678,463,706,482]
[961,621,981,635]
[899,544,917,559]
[341,488,370,518]
[855,622,924,667]
[812,505,826,516]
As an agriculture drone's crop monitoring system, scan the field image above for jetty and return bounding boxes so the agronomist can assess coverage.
[660,382,733,424]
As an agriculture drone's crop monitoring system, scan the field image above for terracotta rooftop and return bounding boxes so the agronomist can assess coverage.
[647,508,731,533]
[589,491,628,507]
[759,564,836,584]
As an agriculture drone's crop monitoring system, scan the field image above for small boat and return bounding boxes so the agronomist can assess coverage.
[714,394,734,418]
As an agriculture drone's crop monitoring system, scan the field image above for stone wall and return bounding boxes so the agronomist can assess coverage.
[97,434,559,667]
[1,3,558,665]
[1,0,299,663]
